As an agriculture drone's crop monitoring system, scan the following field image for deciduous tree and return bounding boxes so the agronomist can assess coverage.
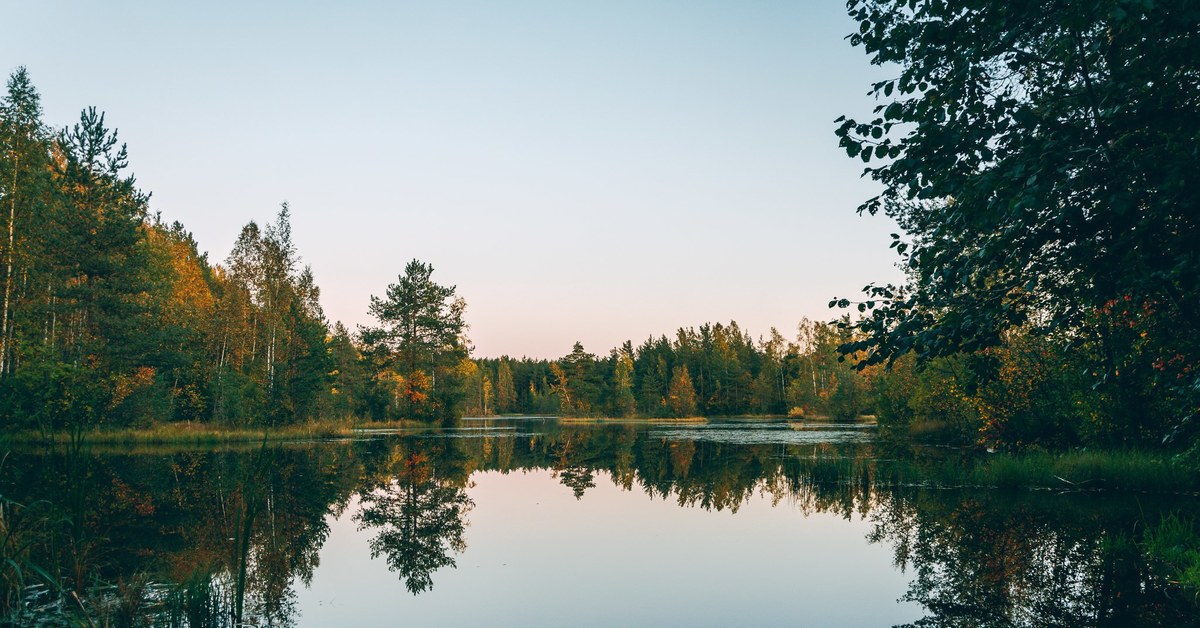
[833,0,1200,442]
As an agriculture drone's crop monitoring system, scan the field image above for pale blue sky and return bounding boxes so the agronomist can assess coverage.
[2,0,901,359]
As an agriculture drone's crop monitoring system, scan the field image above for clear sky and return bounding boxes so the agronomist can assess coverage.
[2,0,901,359]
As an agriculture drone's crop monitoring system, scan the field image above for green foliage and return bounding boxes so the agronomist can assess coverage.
[362,260,466,372]
[873,331,1097,449]
[784,317,876,420]
[325,322,370,419]
[559,342,600,416]
[611,346,637,418]
[1144,513,1200,594]
[972,450,1191,493]
[467,319,888,420]
[833,0,1200,447]
[495,358,517,414]
[873,353,979,445]
[0,69,336,432]
[360,260,468,421]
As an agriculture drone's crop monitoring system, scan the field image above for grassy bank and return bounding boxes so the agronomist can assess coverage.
[0,419,425,446]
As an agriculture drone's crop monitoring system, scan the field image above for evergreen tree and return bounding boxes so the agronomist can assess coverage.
[611,345,636,418]
[0,71,344,430]
[495,358,516,414]
[560,341,598,415]
[327,321,368,418]
[0,67,49,378]
[361,260,468,420]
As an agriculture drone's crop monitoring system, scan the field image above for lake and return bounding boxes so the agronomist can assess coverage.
[4,417,1199,626]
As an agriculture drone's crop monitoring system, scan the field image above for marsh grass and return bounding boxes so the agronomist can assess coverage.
[0,418,424,446]
[880,449,1198,494]
[975,450,1192,492]
[1144,513,1200,593]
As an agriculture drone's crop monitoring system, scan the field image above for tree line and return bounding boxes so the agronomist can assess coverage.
[448,319,874,420]
[0,67,341,433]
[8,1,1199,459]
[0,63,1140,443]
[0,66,883,432]
[0,68,476,433]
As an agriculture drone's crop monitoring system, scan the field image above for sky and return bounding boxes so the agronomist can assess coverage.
[2,0,902,359]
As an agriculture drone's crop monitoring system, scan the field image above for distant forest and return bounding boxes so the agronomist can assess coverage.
[0,68,873,434]
[455,319,869,420]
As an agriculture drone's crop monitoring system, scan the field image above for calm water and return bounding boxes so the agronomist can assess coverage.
[5,418,1200,626]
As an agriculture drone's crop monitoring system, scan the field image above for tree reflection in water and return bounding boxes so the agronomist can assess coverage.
[869,491,1194,627]
[3,422,1198,626]
[355,451,473,594]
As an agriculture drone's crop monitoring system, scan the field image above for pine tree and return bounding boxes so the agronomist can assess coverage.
[0,67,49,377]
[611,346,636,417]
[496,358,516,413]
[361,260,467,419]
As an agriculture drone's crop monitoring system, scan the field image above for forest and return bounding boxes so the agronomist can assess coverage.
[830,0,1199,459]
[0,66,337,435]
[2,51,1199,461]
[0,67,868,435]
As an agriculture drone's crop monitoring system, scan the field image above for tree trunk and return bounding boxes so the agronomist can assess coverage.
[0,154,17,376]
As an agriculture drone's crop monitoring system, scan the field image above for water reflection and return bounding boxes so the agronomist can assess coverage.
[355,451,473,594]
[871,491,1193,627]
[2,419,1198,626]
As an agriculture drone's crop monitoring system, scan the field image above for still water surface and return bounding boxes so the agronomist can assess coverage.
[7,417,1200,626]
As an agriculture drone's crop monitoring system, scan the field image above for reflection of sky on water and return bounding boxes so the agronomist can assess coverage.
[19,419,1196,626]
[297,468,922,627]
[355,419,875,446]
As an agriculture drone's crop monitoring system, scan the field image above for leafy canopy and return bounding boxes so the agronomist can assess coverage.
[833,0,1200,368]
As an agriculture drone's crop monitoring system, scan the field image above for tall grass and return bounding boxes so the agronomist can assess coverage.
[975,450,1193,492]
[0,418,424,447]
[1144,513,1200,593]
[877,449,1198,494]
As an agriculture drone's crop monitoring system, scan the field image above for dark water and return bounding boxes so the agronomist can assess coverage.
[3,418,1199,626]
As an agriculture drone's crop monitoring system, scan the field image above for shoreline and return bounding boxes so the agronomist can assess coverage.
[0,419,425,446]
